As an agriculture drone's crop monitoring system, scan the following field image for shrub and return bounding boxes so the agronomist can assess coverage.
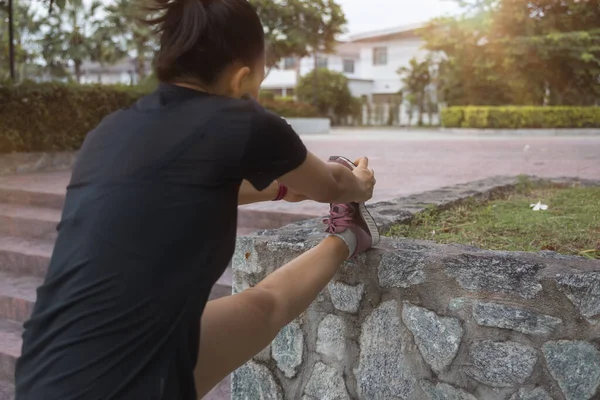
[441,106,600,129]
[0,82,144,153]
[0,82,320,153]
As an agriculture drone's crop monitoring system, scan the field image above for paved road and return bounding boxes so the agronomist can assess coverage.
[242,128,600,216]
[2,128,598,219]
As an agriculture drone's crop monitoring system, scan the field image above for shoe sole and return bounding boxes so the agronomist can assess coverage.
[328,156,381,247]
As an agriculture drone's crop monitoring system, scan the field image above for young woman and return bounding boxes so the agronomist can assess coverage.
[14,0,378,398]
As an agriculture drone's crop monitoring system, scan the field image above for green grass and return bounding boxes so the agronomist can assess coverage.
[387,181,600,259]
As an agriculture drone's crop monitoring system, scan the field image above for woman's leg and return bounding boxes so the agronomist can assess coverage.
[194,235,349,398]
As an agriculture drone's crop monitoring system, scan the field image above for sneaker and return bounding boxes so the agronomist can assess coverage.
[323,156,380,258]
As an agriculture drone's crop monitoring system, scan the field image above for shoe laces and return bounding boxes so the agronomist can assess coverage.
[323,204,355,234]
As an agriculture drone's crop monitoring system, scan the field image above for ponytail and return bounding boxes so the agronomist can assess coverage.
[146,0,265,84]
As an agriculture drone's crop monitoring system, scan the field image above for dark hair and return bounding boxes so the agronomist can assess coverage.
[148,0,265,84]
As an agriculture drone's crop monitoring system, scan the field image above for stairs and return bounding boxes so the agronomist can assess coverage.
[0,172,288,400]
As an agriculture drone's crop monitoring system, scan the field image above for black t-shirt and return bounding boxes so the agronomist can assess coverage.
[14,83,307,400]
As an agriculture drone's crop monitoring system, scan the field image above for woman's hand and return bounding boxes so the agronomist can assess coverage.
[352,157,376,203]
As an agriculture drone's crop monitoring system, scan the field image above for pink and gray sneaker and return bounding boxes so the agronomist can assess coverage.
[323,156,380,259]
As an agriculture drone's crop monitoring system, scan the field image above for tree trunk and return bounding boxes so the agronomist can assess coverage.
[136,45,146,82]
[313,52,318,106]
[74,60,82,83]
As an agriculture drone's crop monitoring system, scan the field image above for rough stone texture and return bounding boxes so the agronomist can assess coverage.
[357,301,415,399]
[473,301,562,335]
[378,250,427,288]
[304,362,350,400]
[542,341,600,400]
[419,380,478,400]
[271,321,304,378]
[445,254,544,299]
[316,315,346,361]
[231,177,600,400]
[467,340,538,388]
[554,272,600,319]
[232,361,283,400]
[401,302,463,372]
[327,282,364,314]
[509,387,552,400]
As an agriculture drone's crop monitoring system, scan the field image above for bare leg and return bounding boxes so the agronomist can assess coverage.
[194,236,349,398]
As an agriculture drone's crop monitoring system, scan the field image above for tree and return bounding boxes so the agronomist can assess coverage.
[0,0,44,81]
[39,0,104,82]
[104,0,156,81]
[398,57,433,126]
[420,0,600,106]
[250,0,346,73]
[296,68,352,122]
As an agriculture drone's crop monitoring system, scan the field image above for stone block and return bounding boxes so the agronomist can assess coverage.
[304,362,350,400]
[555,272,600,319]
[542,340,600,400]
[467,340,538,388]
[378,250,427,288]
[419,380,478,400]
[509,387,552,400]
[316,315,346,361]
[473,301,562,335]
[444,254,544,299]
[327,282,364,314]
[271,321,304,378]
[402,302,464,372]
[356,301,416,399]
[232,361,283,400]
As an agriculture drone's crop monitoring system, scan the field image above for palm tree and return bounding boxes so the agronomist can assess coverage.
[0,0,44,81]
[88,25,127,83]
[104,0,156,82]
[40,0,103,82]
[398,57,433,126]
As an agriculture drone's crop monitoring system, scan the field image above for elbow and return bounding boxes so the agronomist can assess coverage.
[242,287,287,333]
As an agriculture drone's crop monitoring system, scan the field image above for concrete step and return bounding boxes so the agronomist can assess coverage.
[0,318,21,384]
[0,272,40,325]
[0,236,52,279]
[0,380,14,400]
[0,203,60,241]
[0,187,64,211]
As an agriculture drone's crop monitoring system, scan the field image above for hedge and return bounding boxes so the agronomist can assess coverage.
[441,106,600,129]
[0,82,319,153]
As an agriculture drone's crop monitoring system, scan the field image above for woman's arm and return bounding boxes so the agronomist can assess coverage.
[238,180,278,205]
[238,180,309,205]
[277,153,374,204]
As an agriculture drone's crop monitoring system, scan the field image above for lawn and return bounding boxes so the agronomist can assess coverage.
[387,179,600,259]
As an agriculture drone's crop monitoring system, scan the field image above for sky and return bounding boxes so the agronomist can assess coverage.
[338,0,461,34]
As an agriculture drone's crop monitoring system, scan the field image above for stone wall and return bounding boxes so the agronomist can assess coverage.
[231,177,600,400]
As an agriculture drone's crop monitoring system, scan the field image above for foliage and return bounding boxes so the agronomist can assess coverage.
[250,0,347,71]
[441,106,600,128]
[397,57,434,126]
[388,182,600,259]
[103,0,157,81]
[39,0,111,82]
[421,0,600,106]
[296,68,352,119]
[0,82,319,153]
[0,82,143,153]
[0,0,45,81]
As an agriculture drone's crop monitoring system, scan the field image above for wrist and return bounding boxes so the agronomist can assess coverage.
[272,181,288,201]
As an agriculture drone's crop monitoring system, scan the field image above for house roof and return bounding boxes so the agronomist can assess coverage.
[346,23,424,43]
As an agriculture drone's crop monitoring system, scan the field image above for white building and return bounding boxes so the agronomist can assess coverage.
[261,23,428,103]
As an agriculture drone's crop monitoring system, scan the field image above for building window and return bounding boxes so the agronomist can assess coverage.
[283,57,297,70]
[373,47,388,66]
[343,59,355,74]
[316,56,328,69]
